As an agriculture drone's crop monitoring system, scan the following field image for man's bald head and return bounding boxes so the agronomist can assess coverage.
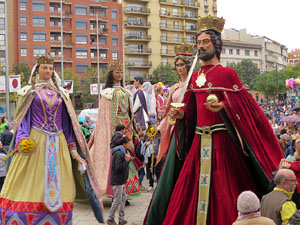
[275,169,297,192]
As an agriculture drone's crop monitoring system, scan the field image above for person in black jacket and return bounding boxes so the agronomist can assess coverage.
[107,137,131,225]
[110,124,126,149]
[1,126,13,153]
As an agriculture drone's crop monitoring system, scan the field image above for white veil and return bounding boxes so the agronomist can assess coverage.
[29,63,62,85]
[142,81,156,117]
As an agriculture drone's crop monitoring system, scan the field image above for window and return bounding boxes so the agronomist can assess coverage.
[173,8,178,16]
[20,16,26,26]
[100,9,106,17]
[100,64,107,73]
[112,37,118,46]
[75,5,87,15]
[33,17,45,27]
[33,47,46,57]
[173,21,179,29]
[32,2,45,11]
[112,51,118,60]
[21,47,27,57]
[0,34,4,41]
[112,23,117,32]
[254,50,258,57]
[20,1,27,10]
[100,37,106,45]
[76,49,88,58]
[245,50,250,56]
[229,49,233,55]
[76,64,88,73]
[76,20,87,29]
[236,49,240,55]
[161,32,167,41]
[0,3,4,14]
[100,51,107,59]
[222,48,225,54]
[80,77,86,87]
[0,18,4,29]
[100,23,106,30]
[174,34,179,42]
[112,9,117,18]
[76,34,88,44]
[33,32,46,42]
[90,8,95,16]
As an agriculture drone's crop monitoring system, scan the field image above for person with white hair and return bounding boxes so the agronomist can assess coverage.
[233,191,275,225]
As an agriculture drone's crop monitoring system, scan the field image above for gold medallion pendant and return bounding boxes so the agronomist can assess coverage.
[196,73,207,88]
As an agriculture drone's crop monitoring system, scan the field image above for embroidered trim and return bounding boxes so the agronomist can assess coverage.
[32,126,62,135]
[186,86,243,92]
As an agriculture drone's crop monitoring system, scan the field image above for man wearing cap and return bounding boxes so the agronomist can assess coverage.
[261,169,297,225]
[133,76,149,129]
[233,191,275,225]
[145,16,283,225]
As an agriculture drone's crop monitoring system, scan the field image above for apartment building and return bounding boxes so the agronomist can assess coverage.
[222,29,288,73]
[0,0,5,73]
[288,49,300,65]
[122,0,217,80]
[13,0,123,75]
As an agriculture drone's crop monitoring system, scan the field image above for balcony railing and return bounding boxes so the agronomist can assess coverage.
[124,7,151,14]
[213,4,217,12]
[181,0,200,7]
[160,36,184,43]
[185,26,197,32]
[125,48,152,54]
[159,0,180,5]
[159,10,185,18]
[125,35,151,41]
[160,49,175,55]
[160,23,184,31]
[126,61,152,67]
[124,21,151,28]
[184,13,198,19]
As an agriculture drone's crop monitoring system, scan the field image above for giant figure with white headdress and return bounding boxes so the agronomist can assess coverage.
[0,55,103,224]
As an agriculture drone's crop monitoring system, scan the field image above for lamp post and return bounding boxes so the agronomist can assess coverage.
[96,13,100,104]
[4,0,9,121]
[60,0,64,86]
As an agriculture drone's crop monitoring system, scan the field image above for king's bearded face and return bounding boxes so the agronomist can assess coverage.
[198,47,216,62]
[196,32,216,62]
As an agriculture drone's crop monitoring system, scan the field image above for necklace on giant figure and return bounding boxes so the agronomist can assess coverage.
[196,64,219,88]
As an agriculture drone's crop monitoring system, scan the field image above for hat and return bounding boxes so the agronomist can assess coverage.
[237,191,260,214]
[280,134,290,141]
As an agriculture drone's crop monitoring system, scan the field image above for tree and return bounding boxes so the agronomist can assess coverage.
[12,63,31,87]
[80,66,98,106]
[60,68,80,96]
[227,60,260,87]
[150,64,178,86]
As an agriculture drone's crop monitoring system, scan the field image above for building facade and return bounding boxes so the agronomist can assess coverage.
[221,28,288,73]
[288,49,300,65]
[122,0,217,80]
[0,0,5,73]
[13,0,123,76]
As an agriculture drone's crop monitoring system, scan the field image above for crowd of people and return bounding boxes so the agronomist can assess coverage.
[1,15,300,225]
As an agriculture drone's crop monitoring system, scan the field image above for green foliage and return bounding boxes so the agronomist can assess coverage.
[150,64,178,86]
[12,63,31,87]
[80,66,98,104]
[227,60,260,87]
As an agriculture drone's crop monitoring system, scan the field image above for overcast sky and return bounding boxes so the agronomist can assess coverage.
[217,0,299,51]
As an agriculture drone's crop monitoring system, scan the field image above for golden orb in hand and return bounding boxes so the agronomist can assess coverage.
[206,94,219,103]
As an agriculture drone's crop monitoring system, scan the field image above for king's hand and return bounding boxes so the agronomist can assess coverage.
[204,102,224,113]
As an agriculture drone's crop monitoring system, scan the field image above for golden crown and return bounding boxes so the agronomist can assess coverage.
[36,54,54,65]
[175,44,194,56]
[198,15,225,34]
[108,60,122,72]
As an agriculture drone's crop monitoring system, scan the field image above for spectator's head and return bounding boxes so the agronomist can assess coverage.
[281,128,287,135]
[274,169,297,192]
[4,125,9,131]
[0,141,3,149]
[115,124,126,133]
[1,117,4,123]
[156,86,163,95]
[280,134,290,145]
[237,191,260,216]
[122,137,131,149]
[133,76,144,88]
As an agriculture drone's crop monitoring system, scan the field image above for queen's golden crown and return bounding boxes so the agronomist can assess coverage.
[36,55,54,65]
[198,15,225,34]
[108,60,122,72]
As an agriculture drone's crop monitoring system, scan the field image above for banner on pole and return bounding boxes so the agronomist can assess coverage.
[64,80,73,94]
[9,75,21,92]
[90,83,104,95]
[0,76,5,93]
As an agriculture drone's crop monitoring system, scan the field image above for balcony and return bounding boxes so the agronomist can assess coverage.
[204,4,209,8]
[127,0,149,2]
[213,4,217,12]
[49,0,72,4]
[184,13,198,20]
[126,61,152,68]
[124,21,151,28]
[90,0,108,3]
[125,35,151,41]
[160,36,184,43]
[185,26,197,32]
[159,10,185,19]
[159,0,180,5]
[160,23,184,31]
[124,7,151,15]
[181,0,200,8]
[125,48,152,55]
[161,49,175,56]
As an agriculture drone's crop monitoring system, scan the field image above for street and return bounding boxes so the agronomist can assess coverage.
[73,188,153,225]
